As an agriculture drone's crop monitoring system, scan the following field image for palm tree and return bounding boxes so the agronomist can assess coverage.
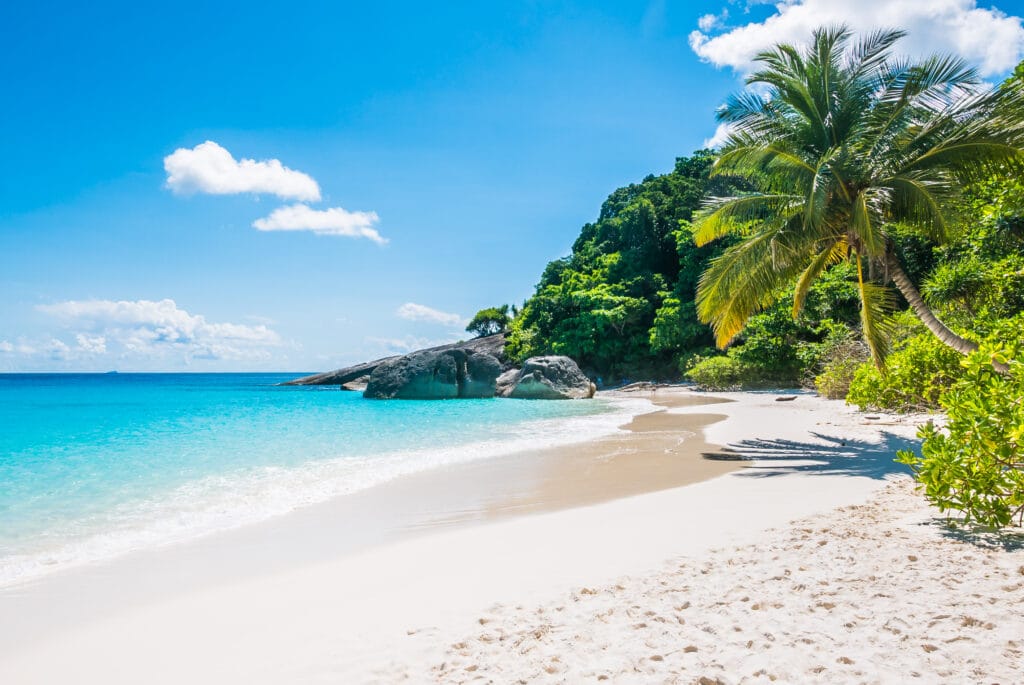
[693,26,1024,365]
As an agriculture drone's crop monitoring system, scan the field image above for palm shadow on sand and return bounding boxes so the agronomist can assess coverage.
[705,432,1024,549]
[702,431,918,481]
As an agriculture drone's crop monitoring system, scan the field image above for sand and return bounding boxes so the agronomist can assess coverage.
[1,388,1021,683]
[412,478,1024,684]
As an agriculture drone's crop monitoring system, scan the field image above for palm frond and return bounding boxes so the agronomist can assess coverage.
[804,150,839,230]
[847,28,906,76]
[850,190,886,256]
[884,174,954,242]
[792,239,847,318]
[692,194,802,246]
[712,143,815,190]
[856,258,898,366]
[696,224,814,347]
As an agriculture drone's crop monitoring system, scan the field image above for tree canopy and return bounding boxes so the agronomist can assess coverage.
[466,305,511,338]
[506,152,750,379]
[692,26,1024,365]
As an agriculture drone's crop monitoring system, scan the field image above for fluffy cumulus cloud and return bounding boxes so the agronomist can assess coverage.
[75,333,107,354]
[703,122,737,149]
[164,141,321,201]
[690,0,1024,77]
[395,302,466,327]
[252,204,386,244]
[44,339,71,361]
[0,340,37,355]
[37,298,282,362]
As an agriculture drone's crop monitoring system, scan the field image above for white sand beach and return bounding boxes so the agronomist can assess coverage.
[1,389,1021,683]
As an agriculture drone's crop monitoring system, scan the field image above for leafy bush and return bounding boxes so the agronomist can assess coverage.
[897,345,1024,529]
[684,354,752,390]
[814,336,869,399]
[847,333,963,411]
[727,308,808,383]
[815,358,863,399]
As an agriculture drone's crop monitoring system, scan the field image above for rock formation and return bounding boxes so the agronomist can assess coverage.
[283,333,508,386]
[498,356,596,400]
[341,375,370,392]
[363,349,502,400]
[284,334,595,401]
[494,368,520,397]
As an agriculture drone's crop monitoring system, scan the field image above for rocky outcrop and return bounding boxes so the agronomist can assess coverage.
[285,334,594,401]
[283,333,508,386]
[284,358,392,387]
[341,375,370,392]
[462,352,504,398]
[495,368,520,397]
[363,349,503,400]
[499,356,596,400]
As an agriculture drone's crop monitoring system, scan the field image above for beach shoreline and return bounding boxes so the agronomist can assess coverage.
[4,388,1012,684]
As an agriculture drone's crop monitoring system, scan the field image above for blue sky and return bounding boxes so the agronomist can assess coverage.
[2,1,1023,371]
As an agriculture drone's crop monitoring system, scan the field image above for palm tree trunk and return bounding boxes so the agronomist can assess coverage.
[884,251,978,356]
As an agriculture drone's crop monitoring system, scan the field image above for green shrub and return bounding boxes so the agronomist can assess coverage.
[808,325,868,397]
[815,355,865,399]
[684,354,752,390]
[897,345,1024,529]
[846,333,963,411]
[727,308,807,383]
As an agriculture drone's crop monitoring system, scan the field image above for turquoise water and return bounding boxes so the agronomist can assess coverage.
[0,373,639,586]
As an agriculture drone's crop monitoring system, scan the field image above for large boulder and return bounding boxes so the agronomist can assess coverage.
[462,351,503,398]
[364,349,502,399]
[495,368,520,397]
[283,333,509,386]
[341,375,370,392]
[502,356,596,400]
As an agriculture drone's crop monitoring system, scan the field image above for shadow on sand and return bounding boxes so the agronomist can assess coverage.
[702,431,918,481]
[704,432,1024,549]
[920,517,1024,551]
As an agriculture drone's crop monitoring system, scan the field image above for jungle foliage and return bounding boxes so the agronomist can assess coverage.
[506,152,743,380]
[507,152,863,383]
[502,29,1024,527]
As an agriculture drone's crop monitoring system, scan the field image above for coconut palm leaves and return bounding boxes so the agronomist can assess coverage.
[694,25,1024,365]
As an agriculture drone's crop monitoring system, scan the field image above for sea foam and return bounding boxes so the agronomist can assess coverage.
[0,373,654,587]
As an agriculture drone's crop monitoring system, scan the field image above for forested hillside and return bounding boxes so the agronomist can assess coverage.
[505,152,741,380]
[508,61,1024,396]
[506,151,862,384]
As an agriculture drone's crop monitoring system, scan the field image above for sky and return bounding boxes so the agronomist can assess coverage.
[2,0,1023,372]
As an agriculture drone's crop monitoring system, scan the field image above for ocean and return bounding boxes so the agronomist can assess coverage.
[0,373,641,586]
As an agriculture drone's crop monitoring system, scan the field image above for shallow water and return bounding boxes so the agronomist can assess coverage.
[0,373,642,586]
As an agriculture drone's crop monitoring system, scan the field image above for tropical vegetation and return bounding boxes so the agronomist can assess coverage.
[691,26,1024,365]
[503,26,1024,526]
[466,305,512,338]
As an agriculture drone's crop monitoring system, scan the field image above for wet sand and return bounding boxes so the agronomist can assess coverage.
[1,389,965,684]
[0,389,735,661]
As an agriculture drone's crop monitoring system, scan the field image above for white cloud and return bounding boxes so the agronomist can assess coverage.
[75,333,107,354]
[45,339,71,361]
[252,204,386,244]
[689,0,1024,77]
[38,298,282,361]
[698,10,727,32]
[703,122,736,149]
[0,340,37,355]
[164,141,321,201]
[395,302,466,327]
